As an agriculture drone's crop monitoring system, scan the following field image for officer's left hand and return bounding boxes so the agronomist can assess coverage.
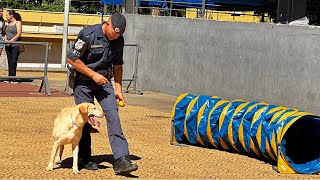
[92,72,109,85]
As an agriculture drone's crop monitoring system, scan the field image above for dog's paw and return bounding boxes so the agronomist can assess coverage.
[72,168,80,174]
[46,165,53,171]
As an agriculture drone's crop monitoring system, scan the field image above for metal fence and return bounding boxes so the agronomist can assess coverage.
[0,41,51,96]
[64,43,142,95]
[122,43,143,94]
[134,0,273,22]
[132,0,320,25]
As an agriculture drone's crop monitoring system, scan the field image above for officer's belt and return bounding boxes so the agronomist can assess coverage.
[79,70,113,80]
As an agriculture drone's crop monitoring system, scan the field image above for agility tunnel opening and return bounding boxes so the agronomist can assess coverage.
[171,93,320,174]
[280,115,320,173]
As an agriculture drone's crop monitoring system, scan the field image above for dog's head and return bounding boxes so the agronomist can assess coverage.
[78,103,104,128]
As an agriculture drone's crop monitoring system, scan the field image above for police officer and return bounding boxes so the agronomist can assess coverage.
[66,12,138,174]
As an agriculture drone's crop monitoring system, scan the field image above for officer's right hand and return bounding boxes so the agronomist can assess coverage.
[92,72,109,85]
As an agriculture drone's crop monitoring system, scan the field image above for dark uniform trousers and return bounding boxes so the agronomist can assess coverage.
[74,78,129,162]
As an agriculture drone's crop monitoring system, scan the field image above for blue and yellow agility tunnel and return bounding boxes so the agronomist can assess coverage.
[171,93,320,174]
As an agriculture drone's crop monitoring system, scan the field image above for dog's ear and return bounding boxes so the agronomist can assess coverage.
[78,104,88,114]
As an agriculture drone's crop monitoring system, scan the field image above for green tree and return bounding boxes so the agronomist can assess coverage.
[0,0,77,13]
[40,0,77,12]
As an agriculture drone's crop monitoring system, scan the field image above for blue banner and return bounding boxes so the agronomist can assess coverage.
[100,0,124,5]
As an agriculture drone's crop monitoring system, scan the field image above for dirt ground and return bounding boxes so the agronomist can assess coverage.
[0,71,319,179]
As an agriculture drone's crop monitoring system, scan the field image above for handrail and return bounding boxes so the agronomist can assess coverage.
[0,41,51,96]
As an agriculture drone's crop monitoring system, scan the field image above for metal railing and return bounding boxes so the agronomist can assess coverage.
[137,0,212,16]
[64,43,142,95]
[135,0,267,18]
[123,43,143,94]
[0,41,51,96]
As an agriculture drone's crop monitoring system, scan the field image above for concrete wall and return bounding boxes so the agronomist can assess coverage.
[123,15,320,114]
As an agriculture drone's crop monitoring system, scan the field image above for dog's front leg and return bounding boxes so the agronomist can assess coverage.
[46,141,60,171]
[72,143,80,174]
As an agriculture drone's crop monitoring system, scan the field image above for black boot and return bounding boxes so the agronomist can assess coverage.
[79,159,98,170]
[113,156,138,174]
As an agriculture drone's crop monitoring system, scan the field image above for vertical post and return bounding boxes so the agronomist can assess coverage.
[44,42,51,96]
[133,44,139,91]
[104,4,108,15]
[201,0,206,18]
[61,0,70,68]
[277,0,286,23]
[170,0,173,16]
[124,0,135,14]
[135,0,139,14]
[116,5,120,12]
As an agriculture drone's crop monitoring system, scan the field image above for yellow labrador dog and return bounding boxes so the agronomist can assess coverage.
[46,103,104,174]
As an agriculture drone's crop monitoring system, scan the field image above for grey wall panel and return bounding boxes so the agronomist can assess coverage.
[124,14,320,113]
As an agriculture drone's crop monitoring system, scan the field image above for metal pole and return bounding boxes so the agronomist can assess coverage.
[61,0,70,68]
[44,43,49,81]
[135,0,139,14]
[170,0,173,16]
[44,42,51,96]
[133,44,139,91]
[201,0,206,18]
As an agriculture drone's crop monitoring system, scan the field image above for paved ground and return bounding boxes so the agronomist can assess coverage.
[0,70,319,179]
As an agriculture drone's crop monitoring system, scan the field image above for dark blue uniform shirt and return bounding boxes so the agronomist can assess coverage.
[67,24,124,71]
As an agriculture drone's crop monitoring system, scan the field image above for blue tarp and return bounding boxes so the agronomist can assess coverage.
[100,0,264,9]
[139,0,167,7]
[100,0,124,5]
[173,0,215,8]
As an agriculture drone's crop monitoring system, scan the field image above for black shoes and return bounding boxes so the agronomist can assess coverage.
[113,156,138,174]
[80,161,98,170]
[78,156,138,173]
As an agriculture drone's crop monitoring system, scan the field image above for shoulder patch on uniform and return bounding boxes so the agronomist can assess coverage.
[75,39,85,50]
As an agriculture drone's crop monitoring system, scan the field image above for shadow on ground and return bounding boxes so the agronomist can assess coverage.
[58,154,141,178]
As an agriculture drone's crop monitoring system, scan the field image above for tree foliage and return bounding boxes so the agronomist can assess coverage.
[40,0,77,12]
[0,0,102,13]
